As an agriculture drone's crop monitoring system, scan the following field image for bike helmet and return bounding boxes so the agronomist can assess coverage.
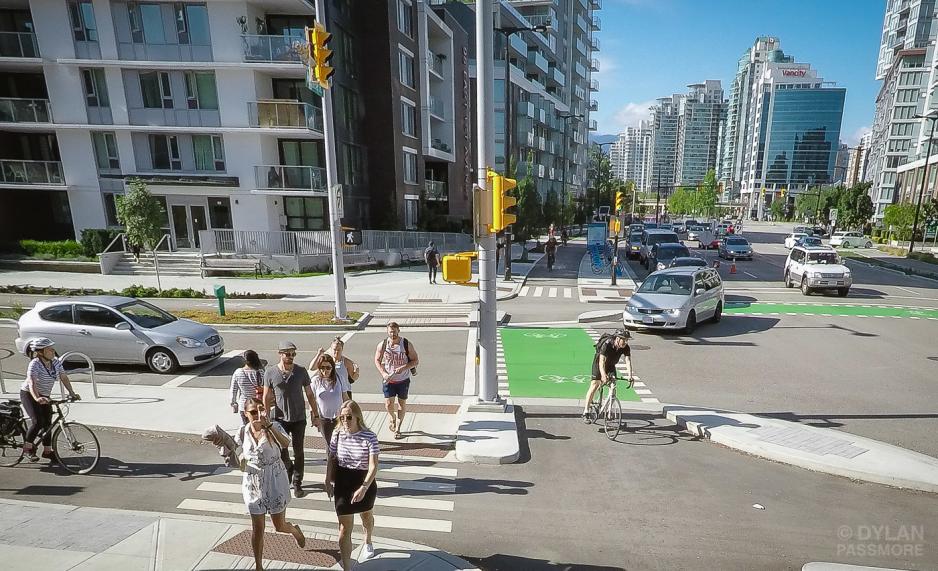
[613,329,631,341]
[26,337,55,356]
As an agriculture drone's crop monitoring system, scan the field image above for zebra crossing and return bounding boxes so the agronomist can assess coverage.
[518,286,575,299]
[176,455,460,534]
[496,334,509,398]
[585,329,660,404]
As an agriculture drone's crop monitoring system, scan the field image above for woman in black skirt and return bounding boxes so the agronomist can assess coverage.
[325,400,379,570]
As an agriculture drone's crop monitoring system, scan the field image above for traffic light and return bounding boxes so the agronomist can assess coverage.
[308,23,334,89]
[488,169,517,232]
[779,187,787,199]
[615,190,624,213]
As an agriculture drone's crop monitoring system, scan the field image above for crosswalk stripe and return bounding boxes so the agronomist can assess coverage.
[641,397,660,403]
[564,288,573,298]
[195,482,455,512]
[177,499,453,533]
[291,460,458,478]
[533,287,544,297]
[214,470,457,494]
[520,286,530,296]
[548,288,558,298]
[634,389,652,395]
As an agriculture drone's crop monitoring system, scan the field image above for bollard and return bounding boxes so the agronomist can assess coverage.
[213,284,227,316]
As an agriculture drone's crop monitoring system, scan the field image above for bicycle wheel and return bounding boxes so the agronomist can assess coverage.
[52,422,100,475]
[0,423,26,467]
[603,398,622,440]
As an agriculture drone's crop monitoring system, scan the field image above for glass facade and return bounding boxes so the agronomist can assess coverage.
[757,88,845,186]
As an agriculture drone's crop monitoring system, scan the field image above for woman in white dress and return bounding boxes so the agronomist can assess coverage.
[237,398,306,570]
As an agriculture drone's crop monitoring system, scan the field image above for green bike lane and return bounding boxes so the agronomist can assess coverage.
[725,301,938,319]
[499,327,641,400]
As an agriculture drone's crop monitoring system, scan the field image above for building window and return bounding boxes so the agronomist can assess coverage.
[397,0,414,38]
[341,30,357,78]
[129,3,167,44]
[403,150,417,184]
[68,1,98,42]
[208,197,232,229]
[81,68,109,107]
[285,197,325,230]
[343,144,363,185]
[340,87,359,132]
[103,193,121,226]
[140,71,173,109]
[149,134,181,170]
[173,3,210,45]
[184,72,218,109]
[399,50,415,88]
[91,132,119,170]
[401,100,416,137]
[193,135,225,171]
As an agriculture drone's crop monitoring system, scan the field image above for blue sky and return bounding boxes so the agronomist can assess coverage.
[593,0,885,144]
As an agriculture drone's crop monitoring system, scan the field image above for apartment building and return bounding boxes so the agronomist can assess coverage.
[867,0,936,221]
[0,0,470,247]
[845,132,872,188]
[609,120,651,192]
[675,80,725,186]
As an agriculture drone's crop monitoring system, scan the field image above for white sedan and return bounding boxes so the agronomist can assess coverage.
[829,231,873,249]
[784,232,807,249]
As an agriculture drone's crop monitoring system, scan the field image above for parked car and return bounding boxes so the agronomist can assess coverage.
[718,236,753,260]
[701,234,721,250]
[829,231,873,248]
[650,243,692,271]
[639,229,681,268]
[14,296,225,373]
[643,222,659,230]
[623,267,724,333]
[796,235,823,248]
[783,246,852,297]
[667,256,708,268]
[793,225,811,235]
[626,230,644,259]
[686,224,708,241]
[784,232,808,249]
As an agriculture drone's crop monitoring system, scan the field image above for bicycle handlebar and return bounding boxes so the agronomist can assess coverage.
[47,395,81,405]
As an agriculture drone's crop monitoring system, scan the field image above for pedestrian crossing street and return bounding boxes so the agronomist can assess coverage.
[518,286,575,299]
[176,455,460,534]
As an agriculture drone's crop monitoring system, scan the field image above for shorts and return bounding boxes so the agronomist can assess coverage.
[383,378,411,400]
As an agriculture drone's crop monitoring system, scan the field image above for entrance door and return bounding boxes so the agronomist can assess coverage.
[170,203,208,250]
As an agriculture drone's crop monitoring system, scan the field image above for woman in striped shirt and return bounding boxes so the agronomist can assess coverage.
[19,338,80,462]
[325,400,379,569]
[230,350,264,425]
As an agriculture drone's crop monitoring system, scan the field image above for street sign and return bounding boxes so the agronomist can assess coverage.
[829,208,838,224]
[343,228,362,246]
[332,184,344,218]
[306,66,324,96]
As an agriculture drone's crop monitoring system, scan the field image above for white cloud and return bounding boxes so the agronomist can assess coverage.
[610,100,657,132]
[845,125,871,146]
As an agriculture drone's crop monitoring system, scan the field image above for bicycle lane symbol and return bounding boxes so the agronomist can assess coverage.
[522,332,567,339]
[538,374,590,384]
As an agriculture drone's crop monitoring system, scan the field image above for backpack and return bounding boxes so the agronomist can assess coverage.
[594,333,615,352]
[424,247,438,265]
[380,337,416,376]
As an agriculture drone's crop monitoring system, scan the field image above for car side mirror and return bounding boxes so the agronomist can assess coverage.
[695,288,706,296]
[115,322,132,331]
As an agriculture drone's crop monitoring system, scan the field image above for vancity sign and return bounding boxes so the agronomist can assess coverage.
[780,68,808,77]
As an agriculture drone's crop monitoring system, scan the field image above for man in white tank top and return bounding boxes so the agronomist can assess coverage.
[373,322,418,440]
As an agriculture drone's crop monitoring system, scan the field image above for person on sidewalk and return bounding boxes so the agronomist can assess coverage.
[424,241,441,284]
[230,350,264,425]
[263,341,321,498]
[308,353,350,451]
[20,338,80,462]
[312,336,360,398]
[237,398,306,571]
[325,400,379,570]
[374,322,418,440]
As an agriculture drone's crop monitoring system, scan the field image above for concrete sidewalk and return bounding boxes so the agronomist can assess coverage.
[664,405,938,494]
[847,249,938,281]
[576,247,637,303]
[0,499,478,571]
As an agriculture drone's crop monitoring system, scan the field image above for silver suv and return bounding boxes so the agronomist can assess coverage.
[784,246,852,296]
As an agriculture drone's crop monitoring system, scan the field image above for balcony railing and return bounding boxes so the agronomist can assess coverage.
[430,139,452,153]
[248,101,323,132]
[589,79,600,91]
[589,99,599,112]
[428,95,445,119]
[0,32,39,58]
[591,15,601,30]
[590,0,602,8]
[589,36,600,51]
[241,34,302,63]
[589,119,598,131]
[0,98,51,123]
[526,14,552,28]
[255,165,326,191]
[590,58,600,71]
[0,159,64,185]
[428,50,444,76]
[425,180,448,201]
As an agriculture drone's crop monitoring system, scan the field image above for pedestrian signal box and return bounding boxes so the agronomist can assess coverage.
[442,251,477,284]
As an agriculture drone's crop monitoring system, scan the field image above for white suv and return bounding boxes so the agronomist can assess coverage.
[784,245,852,297]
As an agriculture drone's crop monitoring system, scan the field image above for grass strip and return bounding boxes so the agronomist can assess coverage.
[839,251,938,280]
[176,309,363,325]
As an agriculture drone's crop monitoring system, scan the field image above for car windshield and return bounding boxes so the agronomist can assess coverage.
[117,300,177,328]
[637,274,694,295]
[674,258,706,267]
[802,237,822,245]
[629,232,643,240]
[805,252,839,264]
[725,237,748,245]
[657,245,689,259]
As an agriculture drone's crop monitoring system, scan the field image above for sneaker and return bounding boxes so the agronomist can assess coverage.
[581,411,592,424]
[293,484,306,498]
[361,543,375,560]
[23,444,38,463]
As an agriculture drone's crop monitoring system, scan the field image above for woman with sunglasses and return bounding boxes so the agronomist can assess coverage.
[312,337,361,398]
[309,353,350,449]
[325,400,379,569]
[237,398,306,571]
[230,350,264,425]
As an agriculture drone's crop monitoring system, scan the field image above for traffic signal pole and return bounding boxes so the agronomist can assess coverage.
[476,0,499,405]
[312,0,347,320]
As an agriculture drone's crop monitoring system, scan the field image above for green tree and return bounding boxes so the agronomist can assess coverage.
[769,199,785,221]
[667,187,691,216]
[116,179,164,250]
[513,172,543,245]
[586,144,617,217]
[543,190,561,228]
[696,169,719,218]
[883,203,917,240]
[835,183,874,229]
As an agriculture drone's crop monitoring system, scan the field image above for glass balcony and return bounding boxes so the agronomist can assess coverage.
[0,98,51,123]
[425,180,448,201]
[241,34,302,63]
[248,101,323,132]
[589,119,598,131]
[430,139,452,153]
[589,99,599,112]
[527,50,549,75]
[0,32,39,58]
[590,58,600,72]
[429,95,445,119]
[591,15,601,30]
[551,67,565,87]
[590,0,602,9]
[0,159,64,185]
[526,14,552,28]
[590,36,600,51]
[428,50,444,77]
[590,79,600,91]
[255,165,325,191]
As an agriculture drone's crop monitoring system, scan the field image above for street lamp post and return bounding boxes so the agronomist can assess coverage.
[910,110,938,254]
[496,21,550,281]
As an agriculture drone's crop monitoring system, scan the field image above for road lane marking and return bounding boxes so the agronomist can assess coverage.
[533,287,544,297]
[464,326,477,396]
[744,272,759,279]
[520,286,530,296]
[162,350,240,388]
[896,286,919,295]
[548,288,558,298]
[339,331,356,343]
[564,288,573,298]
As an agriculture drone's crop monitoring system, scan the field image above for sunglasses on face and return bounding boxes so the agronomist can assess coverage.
[280,352,296,357]
[245,409,262,416]
[339,414,353,421]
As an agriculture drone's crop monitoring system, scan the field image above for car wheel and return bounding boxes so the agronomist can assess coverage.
[147,347,179,374]
[684,311,697,334]
[784,271,793,288]
[838,288,850,297]
[865,241,873,249]
[712,301,723,323]
[801,277,812,296]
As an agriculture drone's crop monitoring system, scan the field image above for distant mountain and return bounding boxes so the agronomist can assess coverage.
[589,134,617,146]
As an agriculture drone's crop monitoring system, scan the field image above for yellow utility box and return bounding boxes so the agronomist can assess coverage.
[442,251,477,284]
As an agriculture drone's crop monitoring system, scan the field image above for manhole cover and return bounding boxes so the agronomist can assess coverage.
[629,344,651,351]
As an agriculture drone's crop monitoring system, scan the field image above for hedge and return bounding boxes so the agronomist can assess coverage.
[0,284,282,299]
[18,240,85,258]
[80,228,123,257]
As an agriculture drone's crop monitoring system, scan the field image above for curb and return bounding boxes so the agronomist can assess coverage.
[663,405,938,495]
[577,310,621,323]
[844,255,938,283]
[455,399,521,465]
[202,312,372,331]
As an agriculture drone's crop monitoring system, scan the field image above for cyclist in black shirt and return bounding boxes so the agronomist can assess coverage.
[583,330,632,421]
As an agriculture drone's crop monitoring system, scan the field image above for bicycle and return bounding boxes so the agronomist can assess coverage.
[584,375,633,440]
[0,395,100,474]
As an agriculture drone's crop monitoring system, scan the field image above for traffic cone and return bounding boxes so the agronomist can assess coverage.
[730,261,737,274]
